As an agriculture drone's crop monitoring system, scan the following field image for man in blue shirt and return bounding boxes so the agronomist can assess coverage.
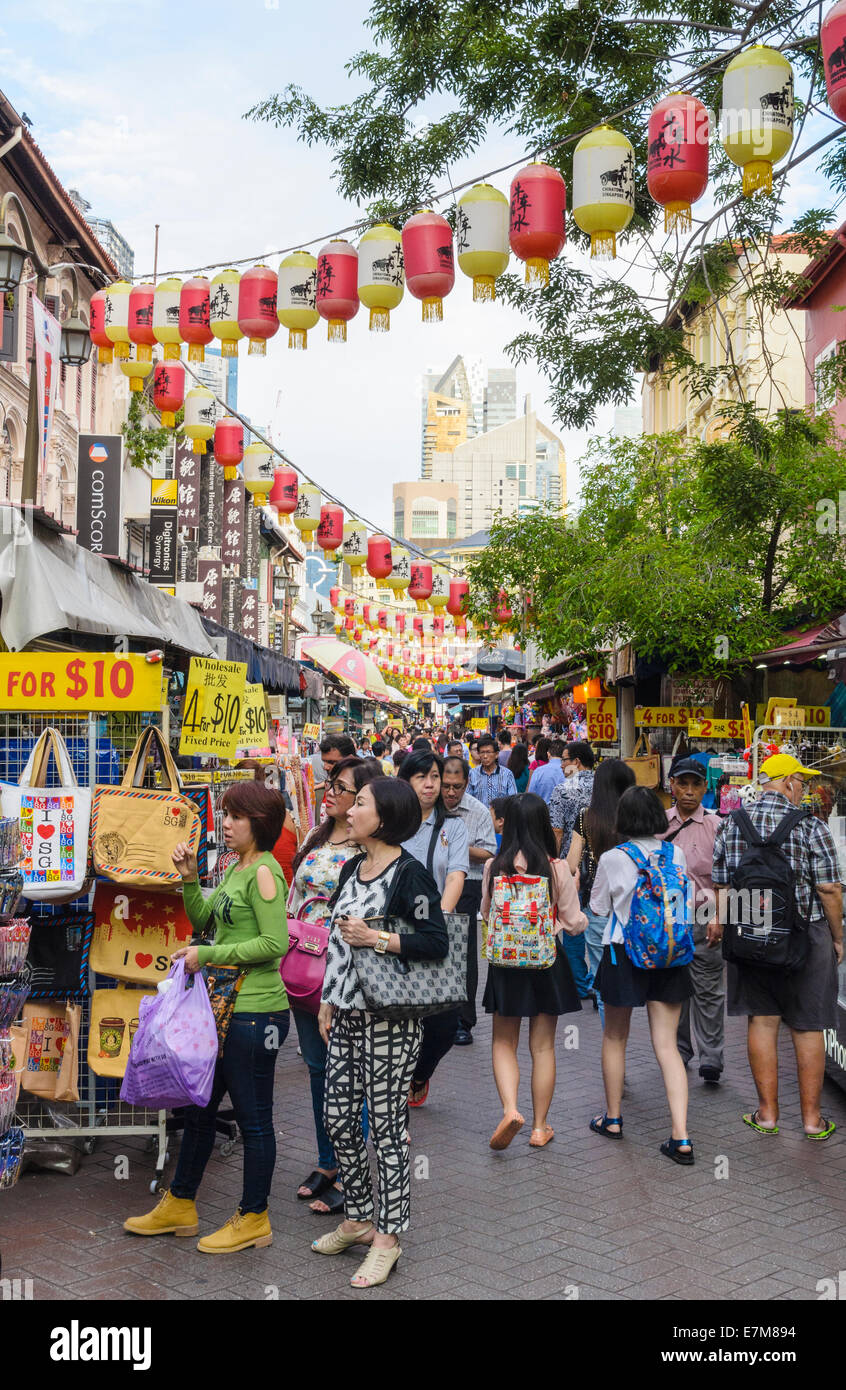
[468,735,518,806]
[527,737,566,804]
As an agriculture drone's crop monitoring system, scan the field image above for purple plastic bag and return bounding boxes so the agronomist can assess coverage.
[120,958,218,1110]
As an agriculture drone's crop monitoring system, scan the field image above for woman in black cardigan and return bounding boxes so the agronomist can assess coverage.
[312,777,448,1289]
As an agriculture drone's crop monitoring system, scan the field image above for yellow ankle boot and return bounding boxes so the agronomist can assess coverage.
[197,1209,272,1254]
[124,1189,199,1237]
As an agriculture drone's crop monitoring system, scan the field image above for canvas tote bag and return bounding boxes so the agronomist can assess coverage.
[91,726,201,891]
[90,883,194,985]
[0,728,92,902]
[624,732,662,788]
[20,1000,81,1102]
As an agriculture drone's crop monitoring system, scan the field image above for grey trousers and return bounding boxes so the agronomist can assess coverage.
[677,936,726,1074]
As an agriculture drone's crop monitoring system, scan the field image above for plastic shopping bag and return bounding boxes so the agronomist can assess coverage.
[120,959,217,1110]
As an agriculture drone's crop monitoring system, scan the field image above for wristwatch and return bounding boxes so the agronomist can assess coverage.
[374,931,390,954]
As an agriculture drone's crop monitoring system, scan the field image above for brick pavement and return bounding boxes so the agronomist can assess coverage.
[2,994,846,1302]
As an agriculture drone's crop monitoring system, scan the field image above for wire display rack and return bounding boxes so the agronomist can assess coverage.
[2,710,169,1190]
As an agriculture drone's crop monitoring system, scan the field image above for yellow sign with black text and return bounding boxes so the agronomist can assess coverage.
[151,478,178,507]
[635,706,714,728]
[179,658,248,758]
[587,697,617,743]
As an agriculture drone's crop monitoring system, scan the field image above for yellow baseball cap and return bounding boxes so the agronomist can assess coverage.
[760,753,820,780]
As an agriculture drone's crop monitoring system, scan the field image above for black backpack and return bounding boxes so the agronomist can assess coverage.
[721,807,810,973]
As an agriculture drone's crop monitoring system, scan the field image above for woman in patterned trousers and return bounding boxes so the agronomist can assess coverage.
[312,777,448,1288]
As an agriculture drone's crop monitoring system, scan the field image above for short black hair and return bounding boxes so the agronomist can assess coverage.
[548,738,565,758]
[566,740,595,769]
[412,736,432,750]
[443,755,469,784]
[367,776,422,844]
[534,736,550,762]
[372,740,386,756]
[498,730,512,746]
[447,740,464,753]
[491,796,512,819]
[616,785,668,839]
[476,735,497,751]
[320,734,356,757]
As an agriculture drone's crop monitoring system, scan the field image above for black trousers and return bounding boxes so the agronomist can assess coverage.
[413,1007,460,1085]
[457,878,482,1031]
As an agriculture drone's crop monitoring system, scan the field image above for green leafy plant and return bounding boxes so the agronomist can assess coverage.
[121,390,183,470]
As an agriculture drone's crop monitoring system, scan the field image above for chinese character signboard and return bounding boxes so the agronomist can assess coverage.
[179,657,248,758]
[241,583,258,641]
[222,478,244,566]
[197,558,222,623]
[176,440,200,528]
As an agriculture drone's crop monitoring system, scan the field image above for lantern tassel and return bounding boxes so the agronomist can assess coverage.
[524,258,550,287]
[590,231,617,260]
[114,342,131,360]
[421,297,443,324]
[742,160,773,197]
[220,340,238,357]
[328,319,347,343]
[137,344,152,363]
[97,346,113,365]
[129,376,143,392]
[248,338,267,356]
[473,275,497,302]
[224,466,238,480]
[192,439,206,455]
[161,410,175,429]
[188,344,205,363]
[288,328,307,350]
[664,202,692,233]
[164,344,180,361]
[369,307,390,332]
[253,494,268,509]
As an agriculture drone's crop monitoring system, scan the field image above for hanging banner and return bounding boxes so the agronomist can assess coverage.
[741,701,753,748]
[0,652,163,711]
[31,295,61,497]
[179,657,248,758]
[199,455,222,549]
[148,507,178,585]
[241,582,259,641]
[635,705,714,728]
[222,477,244,566]
[687,717,745,739]
[76,434,123,557]
[586,696,618,743]
[241,505,260,582]
[197,558,222,623]
[236,682,272,757]
[176,439,200,528]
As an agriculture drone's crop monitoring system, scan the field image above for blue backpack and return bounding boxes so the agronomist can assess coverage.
[614,841,694,970]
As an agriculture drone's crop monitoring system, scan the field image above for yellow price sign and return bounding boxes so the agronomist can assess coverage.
[236,683,272,756]
[0,652,164,712]
[179,658,248,759]
[302,723,321,740]
[755,703,831,728]
[635,706,714,728]
[687,717,745,739]
[587,697,617,743]
[467,718,488,731]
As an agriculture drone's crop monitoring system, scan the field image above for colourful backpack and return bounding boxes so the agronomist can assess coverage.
[613,842,693,970]
[483,873,557,970]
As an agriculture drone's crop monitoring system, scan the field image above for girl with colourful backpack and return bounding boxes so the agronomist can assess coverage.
[588,786,697,1165]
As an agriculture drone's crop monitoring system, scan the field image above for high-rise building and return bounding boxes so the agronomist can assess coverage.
[484,368,518,432]
[420,356,516,477]
[392,480,460,548]
[194,346,238,412]
[67,189,134,279]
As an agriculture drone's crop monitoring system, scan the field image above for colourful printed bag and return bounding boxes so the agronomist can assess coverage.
[615,841,693,970]
[0,729,91,902]
[483,874,557,970]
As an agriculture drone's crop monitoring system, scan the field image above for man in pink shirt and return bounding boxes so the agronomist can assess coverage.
[661,757,725,1084]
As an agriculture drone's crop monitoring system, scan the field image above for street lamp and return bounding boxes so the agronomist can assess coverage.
[0,229,26,294]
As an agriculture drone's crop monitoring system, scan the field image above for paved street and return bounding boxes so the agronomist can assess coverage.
[3,987,846,1302]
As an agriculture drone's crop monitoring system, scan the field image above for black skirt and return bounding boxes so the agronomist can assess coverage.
[595,943,693,1008]
[482,937,582,1018]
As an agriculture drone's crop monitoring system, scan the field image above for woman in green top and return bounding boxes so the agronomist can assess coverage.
[123,781,290,1256]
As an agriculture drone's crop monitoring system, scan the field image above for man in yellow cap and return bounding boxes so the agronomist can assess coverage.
[713,753,843,1140]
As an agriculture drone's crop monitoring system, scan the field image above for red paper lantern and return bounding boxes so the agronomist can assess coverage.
[647,94,709,232]
[413,616,424,636]
[447,579,469,617]
[128,283,156,362]
[179,276,213,363]
[316,239,359,343]
[392,663,399,675]
[330,586,340,608]
[89,289,112,363]
[451,668,460,680]
[433,616,445,635]
[316,504,344,554]
[378,609,388,629]
[395,614,406,635]
[823,0,846,120]
[238,265,279,355]
[269,466,298,516]
[153,360,185,429]
[345,616,354,631]
[214,416,244,480]
[509,161,567,286]
[367,533,393,580]
[344,598,356,618]
[362,603,372,627]
[401,211,455,322]
[495,588,513,624]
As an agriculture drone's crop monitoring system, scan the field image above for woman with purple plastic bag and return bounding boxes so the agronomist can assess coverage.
[124,781,289,1255]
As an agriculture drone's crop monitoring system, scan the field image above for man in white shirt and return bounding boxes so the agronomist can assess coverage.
[442,756,497,1045]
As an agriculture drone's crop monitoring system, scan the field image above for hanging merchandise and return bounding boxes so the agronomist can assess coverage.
[339,520,368,576]
[292,482,322,538]
[269,465,298,515]
[367,533,393,580]
[184,385,217,454]
[119,355,154,393]
[153,277,183,361]
[153,359,185,429]
[721,45,794,196]
[357,224,404,332]
[89,288,111,362]
[508,162,567,286]
[127,283,156,363]
[409,561,433,609]
[243,441,275,507]
[647,94,709,231]
[316,239,359,343]
[214,415,244,479]
[402,210,455,322]
[316,503,344,557]
[209,268,243,358]
[457,182,510,301]
[572,126,635,259]
[0,729,91,903]
[179,275,213,362]
[429,566,449,611]
[385,546,411,593]
[447,578,469,617]
[102,279,132,360]
[276,251,319,351]
[823,0,846,121]
[238,263,279,355]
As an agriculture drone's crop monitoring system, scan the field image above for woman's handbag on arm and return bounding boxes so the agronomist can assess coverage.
[351,912,468,1021]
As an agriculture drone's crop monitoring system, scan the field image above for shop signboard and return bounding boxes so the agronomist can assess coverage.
[199,455,222,550]
[302,722,320,740]
[754,703,830,727]
[179,657,248,758]
[0,652,163,711]
[635,705,713,728]
[586,696,617,743]
[687,717,745,739]
[176,440,200,528]
[197,558,222,624]
[669,676,717,706]
[76,434,122,558]
[150,478,177,507]
[466,718,488,731]
[222,478,244,566]
[241,583,259,641]
[148,507,178,585]
[235,682,273,757]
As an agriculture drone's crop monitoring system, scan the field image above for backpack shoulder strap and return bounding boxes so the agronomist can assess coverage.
[618,841,647,869]
[732,808,764,846]
[426,813,445,876]
[766,806,808,849]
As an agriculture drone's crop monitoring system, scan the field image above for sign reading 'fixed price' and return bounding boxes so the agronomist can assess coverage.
[179,658,248,759]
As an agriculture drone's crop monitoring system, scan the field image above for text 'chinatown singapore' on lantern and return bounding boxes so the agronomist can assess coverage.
[720,45,794,197]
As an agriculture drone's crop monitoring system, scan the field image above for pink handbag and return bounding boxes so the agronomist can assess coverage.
[280,898,330,1015]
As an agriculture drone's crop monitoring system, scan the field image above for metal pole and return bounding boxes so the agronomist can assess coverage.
[152,224,160,284]
[21,269,46,506]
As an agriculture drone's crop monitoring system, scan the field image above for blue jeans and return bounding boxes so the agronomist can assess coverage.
[583,907,607,1026]
[171,1010,289,1214]
[293,1005,369,1171]
[561,929,591,998]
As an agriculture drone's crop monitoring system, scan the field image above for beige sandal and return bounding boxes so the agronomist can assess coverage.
[350,1241,402,1288]
[311,1221,373,1256]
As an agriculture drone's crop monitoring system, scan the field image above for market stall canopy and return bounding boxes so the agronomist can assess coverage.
[297,636,395,702]
[476,646,526,680]
[432,680,487,706]
[200,617,301,693]
[0,509,216,656]
[754,615,846,668]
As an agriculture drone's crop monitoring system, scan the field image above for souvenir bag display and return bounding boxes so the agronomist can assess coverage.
[120,959,217,1109]
[624,732,662,789]
[612,841,693,970]
[0,964,31,1067]
[20,998,81,1102]
[0,729,91,902]
[280,898,330,1015]
[91,725,201,890]
[26,912,93,999]
[483,874,557,968]
[88,983,156,1078]
[351,912,469,1020]
[90,883,194,986]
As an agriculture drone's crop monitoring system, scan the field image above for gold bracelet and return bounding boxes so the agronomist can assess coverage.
[374,931,390,955]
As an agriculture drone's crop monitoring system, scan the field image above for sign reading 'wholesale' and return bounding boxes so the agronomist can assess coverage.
[76,435,123,557]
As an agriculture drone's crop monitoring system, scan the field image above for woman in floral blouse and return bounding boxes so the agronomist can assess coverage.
[288,756,383,1214]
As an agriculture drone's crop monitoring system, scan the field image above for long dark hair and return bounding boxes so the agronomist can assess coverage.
[584,759,636,861]
[398,748,449,819]
[507,742,529,781]
[292,757,380,871]
[489,793,556,888]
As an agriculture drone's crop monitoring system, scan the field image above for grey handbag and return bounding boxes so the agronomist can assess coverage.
[352,912,469,1021]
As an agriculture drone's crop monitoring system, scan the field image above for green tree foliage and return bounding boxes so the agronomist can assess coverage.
[466,412,846,674]
[248,0,844,429]
[121,391,182,470]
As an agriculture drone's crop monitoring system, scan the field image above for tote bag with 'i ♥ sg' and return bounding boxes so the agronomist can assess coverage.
[0,728,92,903]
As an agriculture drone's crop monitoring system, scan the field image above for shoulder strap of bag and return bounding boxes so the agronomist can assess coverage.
[732,808,764,847]
[766,806,808,849]
[122,725,181,792]
[664,817,695,843]
[426,813,445,876]
[23,729,78,790]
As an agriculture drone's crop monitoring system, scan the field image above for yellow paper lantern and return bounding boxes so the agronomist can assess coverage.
[385,546,411,593]
[183,385,216,454]
[153,277,183,361]
[339,520,369,576]
[277,251,319,349]
[210,269,243,358]
[118,356,154,393]
[572,126,635,260]
[103,280,132,360]
[292,483,321,537]
[243,442,275,508]
[721,45,794,197]
[357,224,404,332]
[429,566,450,610]
[457,183,510,301]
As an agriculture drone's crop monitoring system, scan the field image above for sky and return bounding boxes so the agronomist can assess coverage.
[0,0,837,530]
